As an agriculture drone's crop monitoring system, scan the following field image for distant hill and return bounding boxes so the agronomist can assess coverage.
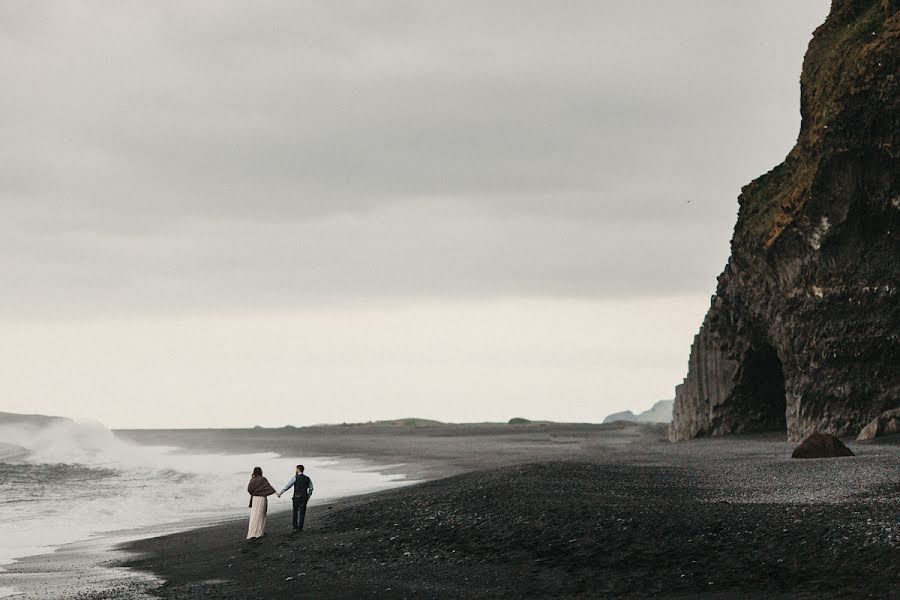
[327,418,446,428]
[375,418,445,427]
[603,400,673,424]
[0,411,72,427]
[310,417,569,428]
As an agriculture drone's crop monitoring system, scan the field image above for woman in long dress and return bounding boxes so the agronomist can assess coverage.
[247,466,277,540]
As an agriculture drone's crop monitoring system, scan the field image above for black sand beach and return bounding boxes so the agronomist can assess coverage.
[74,423,900,599]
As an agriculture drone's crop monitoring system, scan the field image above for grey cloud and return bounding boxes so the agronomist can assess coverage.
[0,0,830,316]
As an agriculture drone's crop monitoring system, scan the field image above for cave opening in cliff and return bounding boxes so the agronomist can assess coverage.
[736,344,787,432]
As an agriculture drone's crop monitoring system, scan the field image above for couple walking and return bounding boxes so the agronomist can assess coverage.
[246,464,314,540]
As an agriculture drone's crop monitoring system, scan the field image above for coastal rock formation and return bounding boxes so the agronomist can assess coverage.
[856,407,900,439]
[791,432,855,458]
[603,400,673,424]
[670,0,900,442]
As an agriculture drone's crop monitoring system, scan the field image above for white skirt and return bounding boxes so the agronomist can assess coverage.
[247,495,268,539]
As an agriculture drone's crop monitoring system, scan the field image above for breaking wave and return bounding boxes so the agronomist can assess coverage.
[0,418,410,570]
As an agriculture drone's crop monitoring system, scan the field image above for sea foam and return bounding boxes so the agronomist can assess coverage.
[0,420,411,570]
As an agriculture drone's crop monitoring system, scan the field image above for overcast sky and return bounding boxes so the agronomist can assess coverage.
[0,1,830,428]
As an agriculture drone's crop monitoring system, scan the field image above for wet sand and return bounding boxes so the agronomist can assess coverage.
[7,423,900,599]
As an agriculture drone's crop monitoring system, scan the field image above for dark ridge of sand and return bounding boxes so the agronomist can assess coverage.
[115,421,655,480]
[94,424,899,600]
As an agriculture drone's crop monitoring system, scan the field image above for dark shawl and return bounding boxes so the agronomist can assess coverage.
[247,476,277,507]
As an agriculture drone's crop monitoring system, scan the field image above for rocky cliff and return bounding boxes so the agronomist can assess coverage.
[670,0,900,442]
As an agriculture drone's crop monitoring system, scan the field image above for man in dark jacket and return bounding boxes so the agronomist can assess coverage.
[277,464,314,531]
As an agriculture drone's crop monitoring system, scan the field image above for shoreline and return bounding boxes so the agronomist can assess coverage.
[0,487,416,600]
[4,424,898,599]
[0,447,429,600]
[119,432,899,599]
[0,422,646,599]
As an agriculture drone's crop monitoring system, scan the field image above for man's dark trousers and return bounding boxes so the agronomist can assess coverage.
[292,497,308,530]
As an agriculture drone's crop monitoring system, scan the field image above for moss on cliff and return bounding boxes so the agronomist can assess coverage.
[736,0,897,250]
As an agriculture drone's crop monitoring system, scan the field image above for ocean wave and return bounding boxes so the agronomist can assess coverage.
[0,420,194,472]
[0,442,28,463]
[0,419,414,571]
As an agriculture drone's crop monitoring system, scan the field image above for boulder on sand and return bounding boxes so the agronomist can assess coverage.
[857,408,900,441]
[791,432,854,459]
